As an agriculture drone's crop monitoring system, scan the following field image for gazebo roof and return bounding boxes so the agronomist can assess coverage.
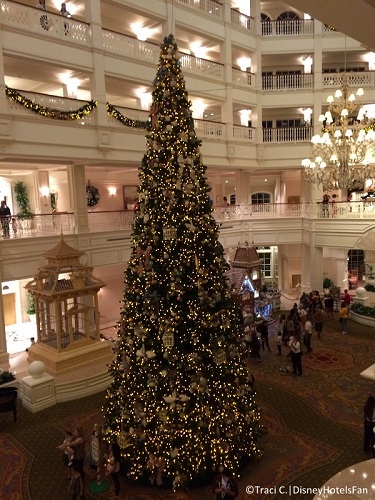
[229,244,261,269]
[42,235,85,267]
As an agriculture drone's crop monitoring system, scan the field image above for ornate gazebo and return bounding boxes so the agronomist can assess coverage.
[25,235,113,375]
[227,242,262,311]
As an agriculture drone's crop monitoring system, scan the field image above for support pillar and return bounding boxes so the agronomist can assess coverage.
[310,245,323,292]
[0,272,9,366]
[67,165,89,233]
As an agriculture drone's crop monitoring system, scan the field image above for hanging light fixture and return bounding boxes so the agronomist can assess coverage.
[301,73,375,190]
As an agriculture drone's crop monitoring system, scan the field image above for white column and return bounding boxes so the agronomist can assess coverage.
[310,244,323,292]
[300,243,311,293]
[163,0,176,35]
[235,172,251,204]
[67,165,89,233]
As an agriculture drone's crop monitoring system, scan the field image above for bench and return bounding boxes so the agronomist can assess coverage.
[0,386,18,422]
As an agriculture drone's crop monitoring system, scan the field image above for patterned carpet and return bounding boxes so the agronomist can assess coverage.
[1,312,375,499]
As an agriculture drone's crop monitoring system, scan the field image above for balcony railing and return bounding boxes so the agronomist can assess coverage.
[174,0,223,18]
[1,0,90,44]
[262,73,313,91]
[262,19,313,36]
[231,9,254,32]
[179,53,224,80]
[232,68,254,87]
[1,202,374,240]
[233,125,255,142]
[323,71,375,89]
[262,127,312,143]
[194,119,225,140]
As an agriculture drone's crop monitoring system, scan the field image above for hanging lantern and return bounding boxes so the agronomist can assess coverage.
[163,226,177,240]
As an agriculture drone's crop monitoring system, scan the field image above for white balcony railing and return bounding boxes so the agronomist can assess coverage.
[231,9,254,32]
[179,53,224,80]
[323,71,375,89]
[262,19,313,36]
[233,125,255,142]
[1,0,90,44]
[2,202,374,241]
[262,127,312,143]
[262,73,313,91]
[87,211,135,231]
[107,106,149,127]
[174,0,223,19]
[194,119,225,140]
[232,68,254,87]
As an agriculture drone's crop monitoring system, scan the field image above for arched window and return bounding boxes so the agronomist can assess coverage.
[261,13,272,36]
[251,192,271,204]
[276,11,300,35]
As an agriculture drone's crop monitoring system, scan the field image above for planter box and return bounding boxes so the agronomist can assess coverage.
[350,310,375,327]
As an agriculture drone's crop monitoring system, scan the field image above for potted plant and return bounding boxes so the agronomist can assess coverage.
[323,278,334,291]
[14,181,34,229]
[26,292,36,323]
[0,370,16,385]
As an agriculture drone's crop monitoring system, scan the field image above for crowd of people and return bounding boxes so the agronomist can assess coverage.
[243,288,352,376]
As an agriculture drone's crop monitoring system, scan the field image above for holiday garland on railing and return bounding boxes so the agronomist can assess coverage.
[5,86,149,129]
[106,103,148,129]
[6,86,98,120]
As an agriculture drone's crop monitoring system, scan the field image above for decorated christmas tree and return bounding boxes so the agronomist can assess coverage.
[103,34,262,489]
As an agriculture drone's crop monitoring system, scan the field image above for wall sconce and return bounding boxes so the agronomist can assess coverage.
[40,187,49,197]
[108,187,117,196]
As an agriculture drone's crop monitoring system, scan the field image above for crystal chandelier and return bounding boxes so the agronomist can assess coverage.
[302,74,375,191]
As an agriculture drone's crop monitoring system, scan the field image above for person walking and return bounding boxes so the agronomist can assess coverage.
[304,315,313,352]
[324,294,334,320]
[289,334,302,375]
[339,301,349,334]
[313,306,324,340]
[257,319,271,352]
[363,395,375,453]
[250,329,261,360]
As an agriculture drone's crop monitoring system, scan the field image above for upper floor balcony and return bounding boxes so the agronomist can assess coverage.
[3,201,375,241]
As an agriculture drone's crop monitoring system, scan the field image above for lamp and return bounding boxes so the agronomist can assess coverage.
[302,73,375,190]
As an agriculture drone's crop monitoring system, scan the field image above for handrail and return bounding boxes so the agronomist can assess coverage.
[2,202,374,240]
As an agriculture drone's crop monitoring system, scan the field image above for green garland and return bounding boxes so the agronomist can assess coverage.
[5,86,148,129]
[6,86,98,120]
[106,103,148,129]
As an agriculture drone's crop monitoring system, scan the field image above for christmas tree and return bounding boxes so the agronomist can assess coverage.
[103,34,262,489]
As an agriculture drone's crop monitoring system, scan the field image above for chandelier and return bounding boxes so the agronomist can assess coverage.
[301,74,375,191]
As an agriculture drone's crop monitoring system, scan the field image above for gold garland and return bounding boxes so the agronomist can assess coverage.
[106,103,148,129]
[6,86,97,120]
[5,87,148,129]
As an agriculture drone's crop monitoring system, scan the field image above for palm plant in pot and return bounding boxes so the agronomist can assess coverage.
[14,181,34,229]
